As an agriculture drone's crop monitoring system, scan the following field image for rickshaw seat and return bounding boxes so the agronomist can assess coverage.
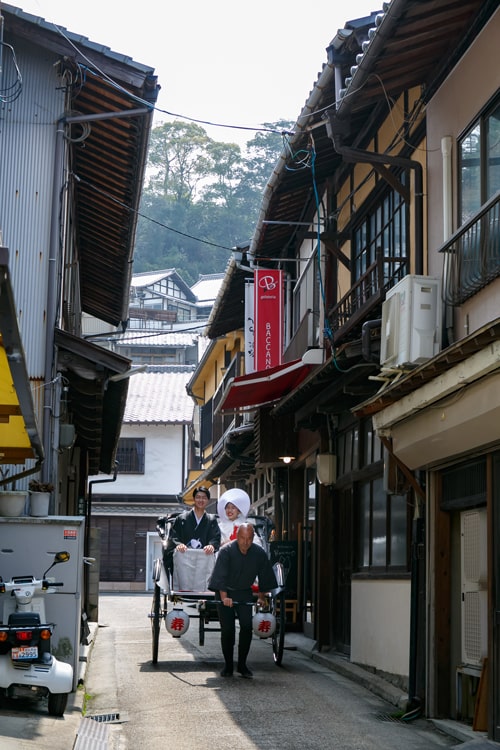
[172,548,215,593]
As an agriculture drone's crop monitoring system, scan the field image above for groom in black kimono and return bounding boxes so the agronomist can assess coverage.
[164,486,220,574]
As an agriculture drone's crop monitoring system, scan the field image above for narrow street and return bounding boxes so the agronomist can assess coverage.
[83,593,457,750]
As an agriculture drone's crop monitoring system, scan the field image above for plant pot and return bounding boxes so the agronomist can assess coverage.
[29,491,50,517]
[0,491,28,517]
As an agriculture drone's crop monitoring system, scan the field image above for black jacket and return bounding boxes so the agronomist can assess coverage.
[169,509,220,550]
[208,541,277,594]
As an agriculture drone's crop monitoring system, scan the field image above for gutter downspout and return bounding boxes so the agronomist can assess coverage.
[441,136,454,346]
[86,463,118,613]
[42,106,152,493]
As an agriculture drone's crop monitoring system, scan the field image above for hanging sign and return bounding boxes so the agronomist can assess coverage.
[244,282,255,374]
[254,269,283,371]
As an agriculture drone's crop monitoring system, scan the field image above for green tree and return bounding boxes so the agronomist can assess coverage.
[133,119,293,279]
[147,121,213,202]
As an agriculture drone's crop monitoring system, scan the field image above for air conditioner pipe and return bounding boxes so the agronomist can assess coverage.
[361,318,382,363]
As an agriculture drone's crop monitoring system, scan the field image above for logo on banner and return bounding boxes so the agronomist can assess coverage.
[254,269,283,371]
[258,275,278,292]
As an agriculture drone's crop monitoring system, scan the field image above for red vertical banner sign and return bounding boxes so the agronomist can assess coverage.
[254,269,283,371]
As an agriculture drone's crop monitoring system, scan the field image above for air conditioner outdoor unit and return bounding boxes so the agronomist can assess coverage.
[380,274,441,367]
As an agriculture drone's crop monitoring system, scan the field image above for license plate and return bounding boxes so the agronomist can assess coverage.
[12,646,38,660]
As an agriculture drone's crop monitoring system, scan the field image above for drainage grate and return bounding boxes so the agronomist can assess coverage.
[375,712,404,723]
[89,712,121,724]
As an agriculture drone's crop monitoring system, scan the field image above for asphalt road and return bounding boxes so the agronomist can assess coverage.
[83,592,457,750]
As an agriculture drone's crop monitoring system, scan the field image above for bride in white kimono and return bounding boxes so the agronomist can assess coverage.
[217,488,262,547]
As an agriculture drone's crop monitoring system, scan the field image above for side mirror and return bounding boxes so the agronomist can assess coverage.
[54,551,70,564]
[43,551,70,578]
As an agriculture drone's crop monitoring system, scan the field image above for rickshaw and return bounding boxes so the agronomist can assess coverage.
[149,513,286,667]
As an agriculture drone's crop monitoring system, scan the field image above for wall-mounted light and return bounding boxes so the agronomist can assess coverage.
[59,423,76,450]
[316,454,337,485]
[279,456,294,464]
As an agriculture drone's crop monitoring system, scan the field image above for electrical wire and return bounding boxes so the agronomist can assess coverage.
[85,320,210,343]
[0,42,23,103]
[71,174,234,252]
[47,20,294,139]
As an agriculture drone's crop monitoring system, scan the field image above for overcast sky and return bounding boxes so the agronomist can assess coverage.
[14,0,380,147]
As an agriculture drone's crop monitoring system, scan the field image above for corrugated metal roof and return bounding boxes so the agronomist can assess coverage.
[124,370,194,424]
[3,4,160,328]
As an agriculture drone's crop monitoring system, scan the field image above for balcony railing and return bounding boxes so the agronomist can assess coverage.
[212,352,245,457]
[327,251,407,343]
[441,190,500,305]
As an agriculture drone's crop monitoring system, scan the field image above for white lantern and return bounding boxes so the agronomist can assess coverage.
[165,608,190,637]
[252,611,276,638]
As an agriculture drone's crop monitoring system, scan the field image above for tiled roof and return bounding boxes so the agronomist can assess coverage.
[124,370,194,424]
[191,274,225,303]
[92,503,179,517]
[131,269,176,286]
[118,332,198,347]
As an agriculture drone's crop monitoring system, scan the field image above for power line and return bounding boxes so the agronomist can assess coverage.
[74,175,234,252]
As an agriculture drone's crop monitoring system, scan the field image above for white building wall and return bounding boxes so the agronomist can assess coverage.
[92,423,185,496]
[351,579,411,678]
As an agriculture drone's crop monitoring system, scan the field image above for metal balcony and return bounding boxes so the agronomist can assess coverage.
[441,190,500,305]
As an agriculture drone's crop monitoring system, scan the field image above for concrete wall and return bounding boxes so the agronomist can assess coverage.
[351,579,411,678]
[96,423,185,496]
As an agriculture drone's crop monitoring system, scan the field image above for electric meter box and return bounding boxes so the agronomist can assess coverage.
[0,516,85,689]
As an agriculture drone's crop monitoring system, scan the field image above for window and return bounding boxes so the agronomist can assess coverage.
[337,416,409,573]
[353,184,408,288]
[292,253,319,334]
[460,97,500,223]
[116,438,145,474]
[357,477,409,571]
[200,398,213,453]
[446,95,500,304]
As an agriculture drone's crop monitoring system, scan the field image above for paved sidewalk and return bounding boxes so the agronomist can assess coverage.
[284,633,494,749]
[1,618,497,748]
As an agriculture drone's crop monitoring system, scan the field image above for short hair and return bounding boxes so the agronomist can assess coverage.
[193,486,210,501]
[237,523,255,537]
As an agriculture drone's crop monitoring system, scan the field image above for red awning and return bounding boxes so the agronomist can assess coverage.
[217,359,314,412]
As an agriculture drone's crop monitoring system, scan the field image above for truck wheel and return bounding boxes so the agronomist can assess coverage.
[48,691,68,716]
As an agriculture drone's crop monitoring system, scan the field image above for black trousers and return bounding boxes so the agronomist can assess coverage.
[216,589,253,668]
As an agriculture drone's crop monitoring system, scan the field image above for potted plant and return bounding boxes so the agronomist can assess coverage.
[28,480,54,517]
[0,470,28,517]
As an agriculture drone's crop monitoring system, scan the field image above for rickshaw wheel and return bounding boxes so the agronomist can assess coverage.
[271,590,285,665]
[151,582,161,664]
